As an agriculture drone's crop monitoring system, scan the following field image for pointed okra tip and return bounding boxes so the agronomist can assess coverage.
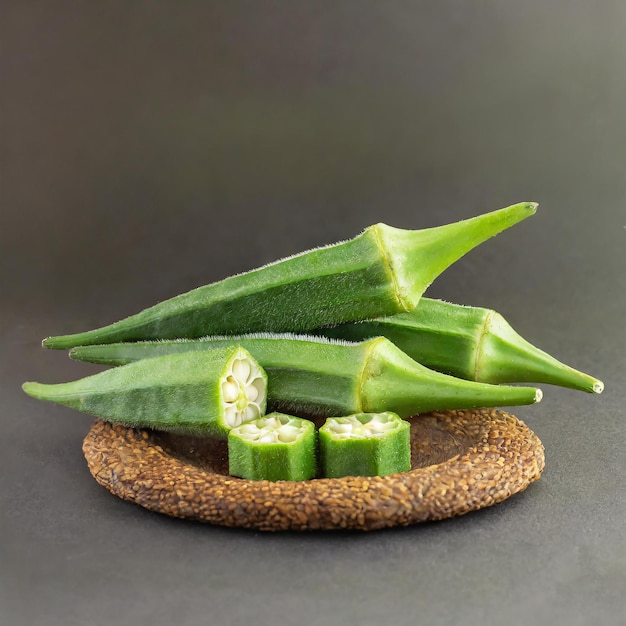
[373,201,539,313]
[503,201,537,218]
[567,371,605,395]
[22,381,38,398]
[476,307,604,395]
[41,335,63,349]
[22,381,53,402]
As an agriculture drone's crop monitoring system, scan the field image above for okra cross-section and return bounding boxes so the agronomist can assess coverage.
[221,354,267,429]
[228,413,317,481]
[319,412,411,478]
[22,348,267,437]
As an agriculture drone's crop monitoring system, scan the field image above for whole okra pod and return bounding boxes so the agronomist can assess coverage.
[43,203,536,349]
[69,335,542,419]
[23,348,267,437]
[318,298,604,394]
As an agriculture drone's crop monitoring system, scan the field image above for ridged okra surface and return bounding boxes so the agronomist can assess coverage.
[319,298,603,394]
[44,203,537,349]
[23,348,267,437]
[70,334,542,419]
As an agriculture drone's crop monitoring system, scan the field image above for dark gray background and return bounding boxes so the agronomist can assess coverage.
[2,2,624,625]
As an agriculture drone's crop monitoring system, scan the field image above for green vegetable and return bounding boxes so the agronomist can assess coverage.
[43,203,537,349]
[22,348,267,437]
[228,413,317,481]
[318,298,604,394]
[319,412,411,478]
[69,334,542,419]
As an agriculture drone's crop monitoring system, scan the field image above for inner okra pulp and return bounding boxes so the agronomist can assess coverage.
[221,356,267,428]
[235,414,307,444]
[324,413,402,439]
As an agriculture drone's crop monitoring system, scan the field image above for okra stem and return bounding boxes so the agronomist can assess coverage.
[23,348,267,436]
[43,203,536,349]
[319,298,604,394]
[69,334,542,419]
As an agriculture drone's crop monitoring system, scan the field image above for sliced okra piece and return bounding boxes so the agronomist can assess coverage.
[228,413,316,481]
[319,412,411,478]
[23,348,267,437]
[43,203,536,349]
[319,297,604,394]
[70,334,542,419]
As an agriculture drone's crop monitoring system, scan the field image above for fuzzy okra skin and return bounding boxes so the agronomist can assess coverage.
[43,202,537,349]
[319,298,604,394]
[70,335,542,419]
[228,413,317,481]
[23,348,267,437]
[319,412,411,478]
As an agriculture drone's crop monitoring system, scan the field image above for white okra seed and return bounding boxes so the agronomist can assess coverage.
[333,423,353,434]
[240,423,260,436]
[224,406,237,427]
[222,378,239,403]
[266,416,281,429]
[244,405,259,423]
[250,378,266,399]
[277,425,300,443]
[233,359,251,382]
[278,431,298,443]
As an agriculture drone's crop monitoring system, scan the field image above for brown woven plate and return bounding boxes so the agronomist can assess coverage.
[83,408,544,531]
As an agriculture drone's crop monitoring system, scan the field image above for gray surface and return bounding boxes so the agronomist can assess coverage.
[2,2,625,625]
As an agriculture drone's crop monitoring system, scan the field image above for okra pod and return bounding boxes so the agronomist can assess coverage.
[22,348,267,437]
[43,203,536,349]
[69,334,542,419]
[319,298,604,394]
[228,413,317,481]
[319,412,411,478]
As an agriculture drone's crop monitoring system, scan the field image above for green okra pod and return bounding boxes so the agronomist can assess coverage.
[70,334,542,419]
[228,413,317,481]
[318,298,604,394]
[43,203,537,349]
[23,348,267,437]
[319,412,411,478]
